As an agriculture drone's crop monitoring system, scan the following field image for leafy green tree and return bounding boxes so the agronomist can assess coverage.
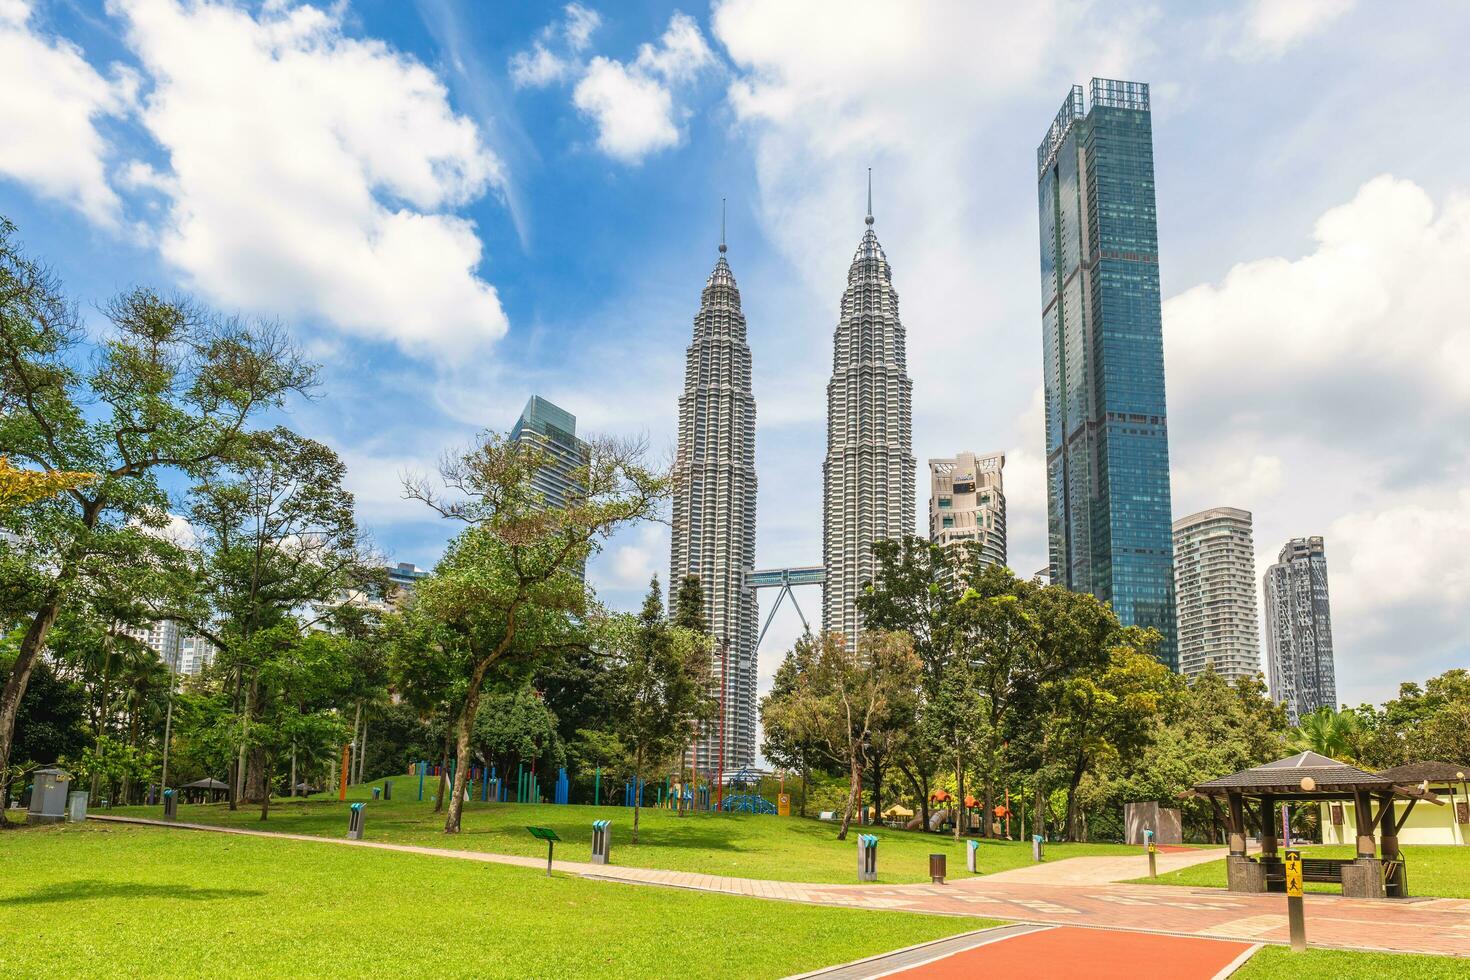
[605,577,714,842]
[472,684,566,781]
[760,639,825,818]
[0,653,87,801]
[1291,706,1361,761]
[405,431,666,833]
[768,631,920,840]
[186,426,372,807]
[0,219,314,811]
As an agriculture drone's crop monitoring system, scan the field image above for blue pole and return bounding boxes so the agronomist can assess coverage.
[418,768,424,802]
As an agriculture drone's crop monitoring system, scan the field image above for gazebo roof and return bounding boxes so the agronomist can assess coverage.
[1376,762,1470,785]
[1196,751,1392,792]
[182,778,229,790]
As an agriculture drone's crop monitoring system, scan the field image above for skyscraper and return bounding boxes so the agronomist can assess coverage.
[1172,507,1260,682]
[670,225,758,772]
[1263,537,1337,724]
[1037,78,1177,667]
[511,395,590,512]
[928,451,1006,569]
[823,183,915,646]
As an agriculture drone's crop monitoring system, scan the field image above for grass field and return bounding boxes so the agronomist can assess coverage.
[110,777,1151,884]
[1128,843,1470,898]
[1237,946,1470,978]
[0,821,988,977]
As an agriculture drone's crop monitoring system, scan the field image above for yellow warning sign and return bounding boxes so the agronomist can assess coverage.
[1147,841,1157,854]
[1285,848,1303,898]
[777,793,791,817]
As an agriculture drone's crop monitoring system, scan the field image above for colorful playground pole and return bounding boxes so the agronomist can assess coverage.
[516,763,524,803]
[594,766,601,806]
[418,763,424,801]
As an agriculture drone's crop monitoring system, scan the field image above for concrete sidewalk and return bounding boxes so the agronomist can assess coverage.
[981,845,1235,885]
[88,815,1470,959]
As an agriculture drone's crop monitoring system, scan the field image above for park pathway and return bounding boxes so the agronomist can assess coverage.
[90,816,1470,959]
[791,925,1260,979]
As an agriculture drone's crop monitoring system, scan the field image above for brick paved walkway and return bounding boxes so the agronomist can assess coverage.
[89,816,1470,958]
[981,845,1235,885]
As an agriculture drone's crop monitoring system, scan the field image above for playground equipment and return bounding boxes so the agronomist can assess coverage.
[347,802,366,840]
[555,768,569,805]
[857,834,878,881]
[591,820,612,865]
[623,778,645,808]
[720,793,778,814]
[162,788,177,822]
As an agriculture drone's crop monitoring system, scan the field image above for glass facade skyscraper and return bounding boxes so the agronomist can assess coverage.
[1036,78,1177,667]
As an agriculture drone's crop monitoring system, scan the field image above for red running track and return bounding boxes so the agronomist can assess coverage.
[884,927,1255,979]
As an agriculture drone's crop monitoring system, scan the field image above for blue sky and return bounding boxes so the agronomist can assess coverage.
[4,0,1469,709]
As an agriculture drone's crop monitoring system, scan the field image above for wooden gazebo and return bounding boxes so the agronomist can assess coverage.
[180,778,229,804]
[1190,751,1442,899]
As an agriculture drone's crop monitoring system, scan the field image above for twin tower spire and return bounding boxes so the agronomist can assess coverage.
[670,175,914,771]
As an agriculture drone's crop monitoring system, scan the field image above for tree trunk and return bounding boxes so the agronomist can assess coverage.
[434,731,450,814]
[358,713,369,785]
[870,760,882,828]
[444,670,488,834]
[982,780,994,840]
[1065,755,1085,842]
[1033,783,1046,841]
[836,754,862,841]
[800,762,809,818]
[632,749,644,844]
[349,701,362,786]
[0,591,65,816]
[260,753,272,821]
[290,746,297,798]
[896,761,925,830]
[953,751,964,840]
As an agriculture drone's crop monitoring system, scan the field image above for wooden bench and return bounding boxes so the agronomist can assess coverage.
[1301,858,1346,883]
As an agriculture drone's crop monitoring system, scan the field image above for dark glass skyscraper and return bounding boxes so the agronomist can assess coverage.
[1036,78,1177,667]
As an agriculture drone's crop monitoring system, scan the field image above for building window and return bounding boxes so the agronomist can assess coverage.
[938,497,952,508]
[942,516,954,528]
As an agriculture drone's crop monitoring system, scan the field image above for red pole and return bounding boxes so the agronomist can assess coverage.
[716,638,728,809]
[339,744,350,801]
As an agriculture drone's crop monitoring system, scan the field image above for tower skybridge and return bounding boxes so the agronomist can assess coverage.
[745,566,824,653]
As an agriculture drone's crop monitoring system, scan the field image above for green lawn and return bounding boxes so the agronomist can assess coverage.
[110,777,1148,884]
[1237,946,1469,978]
[1129,843,1470,898]
[0,821,988,978]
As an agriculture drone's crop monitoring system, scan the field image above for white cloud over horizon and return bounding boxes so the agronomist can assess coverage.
[515,7,716,163]
[0,0,135,225]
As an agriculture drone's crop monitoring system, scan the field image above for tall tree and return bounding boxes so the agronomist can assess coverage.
[768,631,920,840]
[760,639,824,818]
[405,431,666,834]
[0,218,313,809]
[1292,706,1361,761]
[187,427,371,807]
[607,577,714,842]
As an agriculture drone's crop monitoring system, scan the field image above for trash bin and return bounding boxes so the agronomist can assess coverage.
[67,791,88,823]
[966,838,980,874]
[929,853,946,884]
[383,781,393,801]
[591,819,612,865]
[348,802,366,840]
[27,768,71,825]
[1032,834,1044,862]
[163,788,178,822]
[372,787,381,800]
[857,834,878,881]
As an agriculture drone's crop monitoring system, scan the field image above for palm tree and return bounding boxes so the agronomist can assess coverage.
[1292,706,1360,761]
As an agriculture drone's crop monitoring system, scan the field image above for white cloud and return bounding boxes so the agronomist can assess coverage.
[0,0,134,224]
[1238,0,1354,58]
[516,8,715,163]
[593,522,667,595]
[1165,175,1470,702]
[573,57,681,161]
[509,3,601,87]
[113,0,508,358]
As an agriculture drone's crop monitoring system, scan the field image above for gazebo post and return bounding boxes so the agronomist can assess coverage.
[1227,792,1246,856]
[1258,793,1283,891]
[1224,790,1266,892]
[1379,791,1407,896]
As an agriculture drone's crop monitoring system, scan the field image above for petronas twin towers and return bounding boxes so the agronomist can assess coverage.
[671,187,914,772]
